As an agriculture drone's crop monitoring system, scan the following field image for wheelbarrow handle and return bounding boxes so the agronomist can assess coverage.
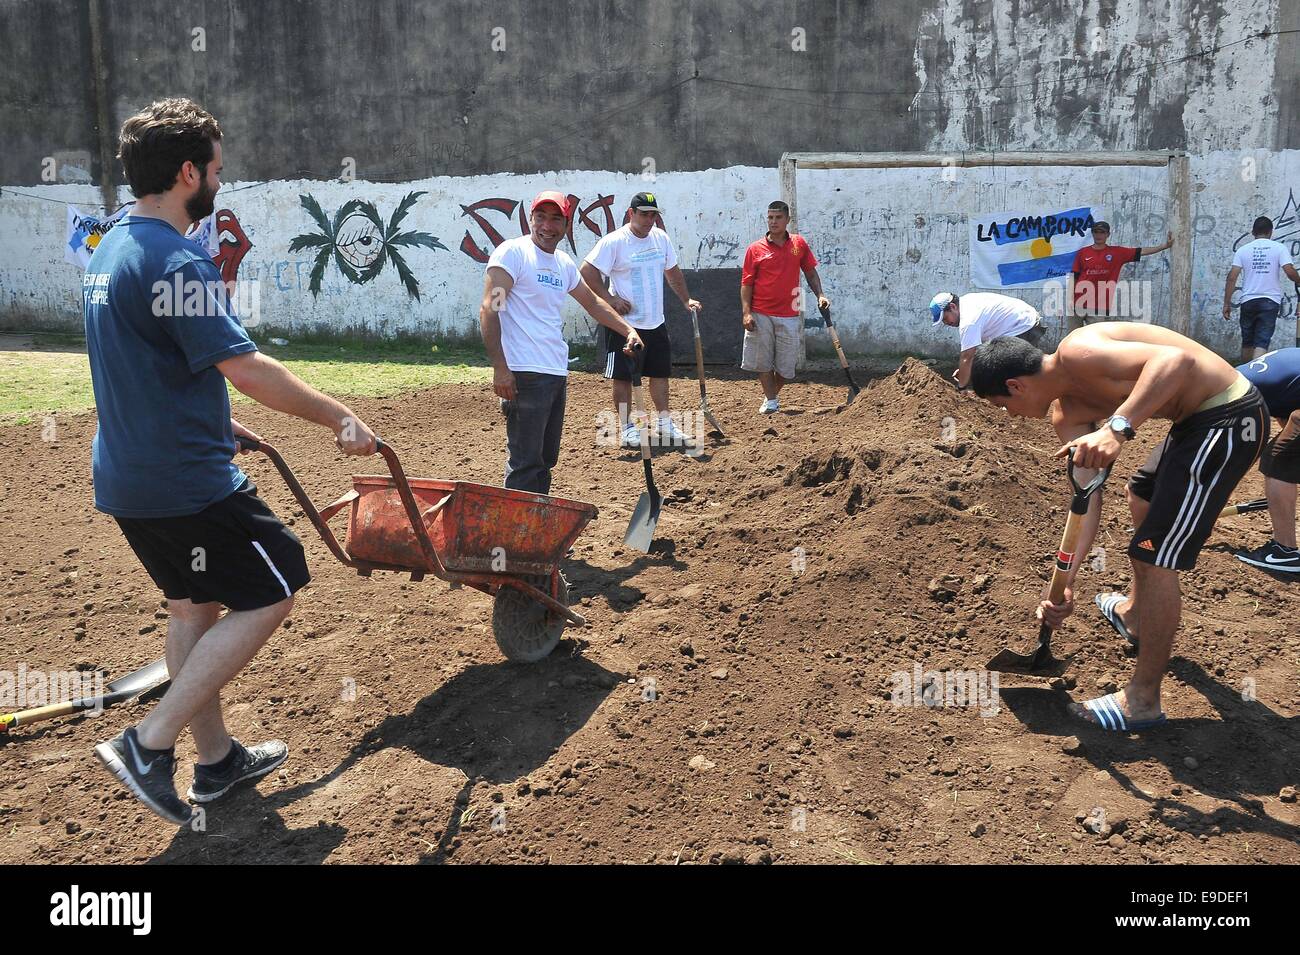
[373,440,450,578]
[243,437,451,579]
[239,437,356,569]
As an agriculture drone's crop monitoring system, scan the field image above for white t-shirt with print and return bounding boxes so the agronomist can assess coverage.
[487,236,581,376]
[583,225,678,330]
[958,292,1040,351]
[1232,238,1294,304]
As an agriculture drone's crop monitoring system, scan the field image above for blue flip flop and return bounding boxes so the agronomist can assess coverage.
[1071,692,1166,732]
[1095,592,1138,647]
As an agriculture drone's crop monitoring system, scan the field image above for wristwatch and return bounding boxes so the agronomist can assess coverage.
[1108,414,1136,441]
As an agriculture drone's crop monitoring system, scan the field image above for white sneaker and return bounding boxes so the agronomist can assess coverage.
[759,398,780,414]
[656,417,693,447]
[620,425,642,448]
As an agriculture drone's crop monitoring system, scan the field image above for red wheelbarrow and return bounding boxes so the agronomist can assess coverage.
[241,438,596,662]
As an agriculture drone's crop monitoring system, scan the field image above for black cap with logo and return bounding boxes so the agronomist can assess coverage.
[630,191,661,212]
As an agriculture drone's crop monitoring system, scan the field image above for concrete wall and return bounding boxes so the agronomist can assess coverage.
[2,0,1296,356]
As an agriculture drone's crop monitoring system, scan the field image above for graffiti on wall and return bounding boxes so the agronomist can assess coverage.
[191,208,254,285]
[289,192,447,299]
[214,210,253,285]
[458,194,665,262]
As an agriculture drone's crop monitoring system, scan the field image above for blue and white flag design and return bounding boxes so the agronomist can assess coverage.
[970,207,1102,289]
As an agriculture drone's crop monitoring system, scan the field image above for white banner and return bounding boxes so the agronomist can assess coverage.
[64,203,133,269]
[970,206,1102,289]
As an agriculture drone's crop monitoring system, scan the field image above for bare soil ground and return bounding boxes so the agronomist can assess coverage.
[2,360,1297,863]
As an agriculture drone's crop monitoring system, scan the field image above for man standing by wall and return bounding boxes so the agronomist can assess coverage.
[580,191,701,449]
[928,290,1045,388]
[1223,217,1300,363]
[87,99,379,825]
[1068,221,1173,328]
[740,201,829,414]
[480,191,642,494]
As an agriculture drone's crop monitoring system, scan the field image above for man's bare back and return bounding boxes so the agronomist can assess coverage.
[1052,323,1240,430]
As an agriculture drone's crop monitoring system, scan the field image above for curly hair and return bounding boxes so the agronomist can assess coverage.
[117,98,222,198]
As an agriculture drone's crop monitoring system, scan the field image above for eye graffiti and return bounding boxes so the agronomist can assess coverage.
[289,192,447,299]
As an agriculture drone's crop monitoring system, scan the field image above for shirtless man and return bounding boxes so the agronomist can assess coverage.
[970,324,1268,731]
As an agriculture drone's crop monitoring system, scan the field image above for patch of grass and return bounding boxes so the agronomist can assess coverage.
[0,331,496,424]
[0,349,96,420]
[249,336,493,400]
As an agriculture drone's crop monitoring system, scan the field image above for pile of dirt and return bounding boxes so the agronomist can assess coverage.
[2,359,1296,865]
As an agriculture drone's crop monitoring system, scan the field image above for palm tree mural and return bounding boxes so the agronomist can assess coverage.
[289,191,447,300]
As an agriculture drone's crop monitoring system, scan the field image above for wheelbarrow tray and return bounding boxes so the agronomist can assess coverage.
[344,477,596,577]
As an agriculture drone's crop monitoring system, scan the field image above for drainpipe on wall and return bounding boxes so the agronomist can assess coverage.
[87,0,118,214]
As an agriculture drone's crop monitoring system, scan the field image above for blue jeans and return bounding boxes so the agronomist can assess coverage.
[1239,298,1280,351]
[501,371,567,494]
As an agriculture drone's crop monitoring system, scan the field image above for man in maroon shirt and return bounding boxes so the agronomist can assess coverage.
[740,201,830,413]
[1068,220,1173,328]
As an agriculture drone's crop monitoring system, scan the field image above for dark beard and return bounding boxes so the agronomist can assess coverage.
[185,177,216,223]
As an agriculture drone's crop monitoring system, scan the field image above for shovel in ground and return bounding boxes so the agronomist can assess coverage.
[624,347,661,552]
[987,451,1110,675]
[689,306,724,438]
[1,656,169,734]
[819,302,861,405]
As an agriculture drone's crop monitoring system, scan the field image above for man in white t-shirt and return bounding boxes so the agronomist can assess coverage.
[928,290,1045,388]
[1223,216,1300,363]
[479,191,642,494]
[580,191,702,449]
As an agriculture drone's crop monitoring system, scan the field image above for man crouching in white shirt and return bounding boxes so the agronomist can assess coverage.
[929,290,1047,388]
[480,191,643,494]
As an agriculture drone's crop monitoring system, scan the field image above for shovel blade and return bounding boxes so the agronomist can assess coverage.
[106,657,169,696]
[845,384,860,406]
[623,492,660,552]
[703,408,725,437]
[986,646,1072,677]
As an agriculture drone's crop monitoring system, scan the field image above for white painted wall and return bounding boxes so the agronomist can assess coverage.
[2,150,1297,358]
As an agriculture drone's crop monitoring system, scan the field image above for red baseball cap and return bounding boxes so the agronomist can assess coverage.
[531,190,571,217]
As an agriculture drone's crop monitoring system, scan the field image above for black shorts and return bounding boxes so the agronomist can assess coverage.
[115,480,310,611]
[1260,409,1300,483]
[1127,388,1268,571]
[603,322,672,380]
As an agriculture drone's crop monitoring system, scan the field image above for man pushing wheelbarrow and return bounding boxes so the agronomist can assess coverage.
[84,99,378,826]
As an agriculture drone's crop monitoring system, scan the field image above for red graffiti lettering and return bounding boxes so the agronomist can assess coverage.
[459,197,524,263]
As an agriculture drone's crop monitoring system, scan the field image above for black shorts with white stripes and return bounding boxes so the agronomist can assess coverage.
[1128,387,1268,571]
[115,479,310,610]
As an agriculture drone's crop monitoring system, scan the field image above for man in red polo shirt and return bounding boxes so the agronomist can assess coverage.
[740,201,830,413]
[1068,220,1173,327]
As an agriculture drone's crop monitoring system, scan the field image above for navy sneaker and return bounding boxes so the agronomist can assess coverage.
[187,738,288,803]
[1236,540,1300,573]
[94,727,192,825]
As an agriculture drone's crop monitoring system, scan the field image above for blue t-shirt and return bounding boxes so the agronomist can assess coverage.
[84,215,257,518]
[1238,348,1300,419]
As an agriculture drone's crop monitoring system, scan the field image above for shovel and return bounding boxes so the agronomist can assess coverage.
[689,306,724,437]
[624,347,661,553]
[818,302,861,405]
[1218,498,1267,518]
[0,656,169,734]
[987,451,1110,675]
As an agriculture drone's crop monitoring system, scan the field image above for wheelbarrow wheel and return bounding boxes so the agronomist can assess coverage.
[492,573,570,663]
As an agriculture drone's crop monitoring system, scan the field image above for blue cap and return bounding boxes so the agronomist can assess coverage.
[929,292,955,323]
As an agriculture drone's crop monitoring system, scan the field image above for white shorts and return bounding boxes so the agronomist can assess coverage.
[741,311,800,380]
